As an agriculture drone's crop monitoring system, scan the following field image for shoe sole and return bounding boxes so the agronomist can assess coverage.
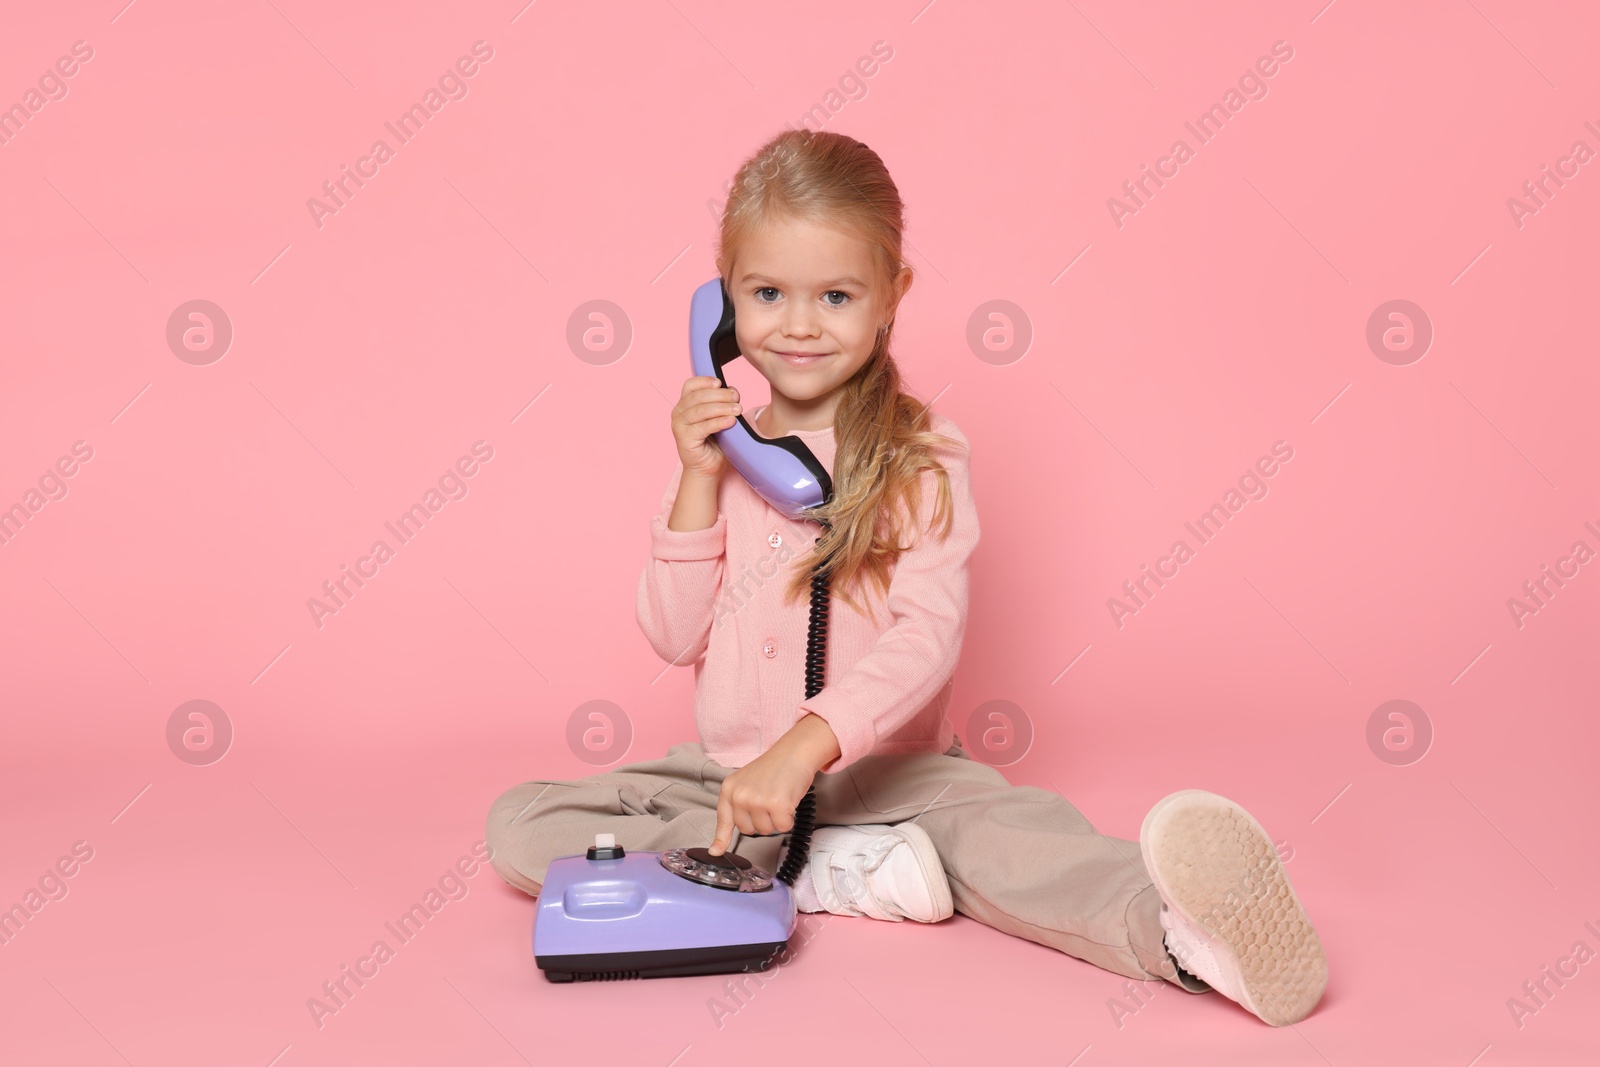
[1139,789,1327,1026]
[888,820,954,922]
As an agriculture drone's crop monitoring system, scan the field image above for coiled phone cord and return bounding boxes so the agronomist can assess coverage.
[774,527,832,889]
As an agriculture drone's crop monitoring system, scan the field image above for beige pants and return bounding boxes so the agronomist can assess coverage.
[486,735,1206,990]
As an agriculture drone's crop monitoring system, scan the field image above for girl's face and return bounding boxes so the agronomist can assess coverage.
[727,213,908,415]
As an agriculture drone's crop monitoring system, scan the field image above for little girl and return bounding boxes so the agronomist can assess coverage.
[486,129,1328,1027]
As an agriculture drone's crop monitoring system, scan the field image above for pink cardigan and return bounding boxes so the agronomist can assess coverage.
[636,404,979,774]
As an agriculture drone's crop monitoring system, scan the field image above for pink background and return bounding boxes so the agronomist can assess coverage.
[3,0,1597,1063]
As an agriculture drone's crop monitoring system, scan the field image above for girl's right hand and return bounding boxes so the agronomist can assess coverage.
[672,376,742,479]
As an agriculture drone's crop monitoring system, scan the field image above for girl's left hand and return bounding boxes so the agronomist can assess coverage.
[707,743,817,856]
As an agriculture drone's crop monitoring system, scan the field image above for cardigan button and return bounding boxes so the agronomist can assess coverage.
[762,640,777,658]
[768,532,783,548]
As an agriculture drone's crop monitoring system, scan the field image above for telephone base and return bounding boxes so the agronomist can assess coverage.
[533,845,797,984]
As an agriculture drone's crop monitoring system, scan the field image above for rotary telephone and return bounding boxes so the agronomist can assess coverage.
[532,278,835,982]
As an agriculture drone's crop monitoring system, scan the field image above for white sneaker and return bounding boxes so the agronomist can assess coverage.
[1139,789,1328,1026]
[788,822,953,923]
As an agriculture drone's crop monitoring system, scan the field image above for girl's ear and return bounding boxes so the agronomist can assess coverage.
[884,265,913,325]
[894,264,913,296]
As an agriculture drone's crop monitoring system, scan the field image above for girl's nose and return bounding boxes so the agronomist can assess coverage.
[783,307,820,337]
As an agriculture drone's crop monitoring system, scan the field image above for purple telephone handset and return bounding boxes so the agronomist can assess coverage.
[688,278,834,520]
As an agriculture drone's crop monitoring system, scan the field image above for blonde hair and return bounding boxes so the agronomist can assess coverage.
[714,129,964,623]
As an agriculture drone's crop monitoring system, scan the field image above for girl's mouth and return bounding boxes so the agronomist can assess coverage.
[775,350,829,367]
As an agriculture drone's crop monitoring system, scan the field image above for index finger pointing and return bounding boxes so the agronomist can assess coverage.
[708,789,734,857]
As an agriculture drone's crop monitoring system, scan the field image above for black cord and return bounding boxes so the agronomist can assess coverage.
[774,528,831,888]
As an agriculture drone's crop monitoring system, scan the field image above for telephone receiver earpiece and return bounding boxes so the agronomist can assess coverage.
[689,278,834,519]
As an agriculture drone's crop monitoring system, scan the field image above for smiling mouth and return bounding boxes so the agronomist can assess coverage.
[774,350,830,366]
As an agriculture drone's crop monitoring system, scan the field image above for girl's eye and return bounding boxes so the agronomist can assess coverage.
[823,291,850,307]
[755,287,779,302]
